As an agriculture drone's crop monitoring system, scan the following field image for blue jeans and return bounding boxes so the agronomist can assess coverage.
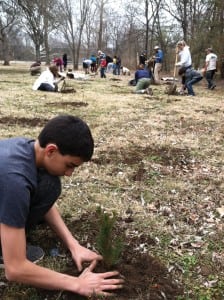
[113,65,120,75]
[38,83,57,92]
[26,169,61,230]
[185,77,202,95]
[100,67,106,78]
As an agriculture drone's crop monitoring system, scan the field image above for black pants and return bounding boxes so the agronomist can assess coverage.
[38,83,57,92]
[205,70,216,89]
[26,169,61,230]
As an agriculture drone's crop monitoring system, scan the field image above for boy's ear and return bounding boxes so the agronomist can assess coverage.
[45,144,58,156]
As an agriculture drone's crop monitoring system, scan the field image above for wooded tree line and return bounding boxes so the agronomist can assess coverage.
[0,0,224,73]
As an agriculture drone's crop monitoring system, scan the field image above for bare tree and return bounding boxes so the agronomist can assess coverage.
[42,0,60,64]
[0,0,18,65]
[94,0,110,51]
[83,5,98,57]
[16,0,59,62]
[163,0,212,43]
[124,0,163,57]
[59,0,91,69]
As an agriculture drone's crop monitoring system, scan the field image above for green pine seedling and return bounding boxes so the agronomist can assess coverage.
[96,207,124,270]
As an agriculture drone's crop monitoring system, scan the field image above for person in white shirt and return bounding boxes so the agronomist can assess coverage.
[83,59,92,74]
[121,66,131,76]
[175,40,192,94]
[33,65,65,92]
[205,48,217,90]
[176,41,192,68]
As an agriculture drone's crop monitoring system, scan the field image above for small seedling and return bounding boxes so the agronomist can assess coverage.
[96,207,124,270]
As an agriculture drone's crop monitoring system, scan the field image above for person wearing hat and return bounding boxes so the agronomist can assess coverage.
[153,46,164,84]
[205,48,217,90]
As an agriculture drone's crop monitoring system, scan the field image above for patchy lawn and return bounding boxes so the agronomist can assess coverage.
[0,63,224,299]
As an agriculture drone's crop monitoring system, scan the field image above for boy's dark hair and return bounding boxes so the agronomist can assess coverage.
[38,115,94,161]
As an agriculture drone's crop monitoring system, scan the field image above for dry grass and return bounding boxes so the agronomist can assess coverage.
[0,62,224,299]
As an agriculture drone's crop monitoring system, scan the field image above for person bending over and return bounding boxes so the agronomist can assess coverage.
[134,64,153,95]
[178,66,203,96]
[0,114,123,297]
[32,65,65,92]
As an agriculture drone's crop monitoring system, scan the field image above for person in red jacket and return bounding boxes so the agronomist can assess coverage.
[100,55,107,78]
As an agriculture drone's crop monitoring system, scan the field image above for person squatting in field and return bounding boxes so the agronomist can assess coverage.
[0,114,124,297]
[32,65,65,92]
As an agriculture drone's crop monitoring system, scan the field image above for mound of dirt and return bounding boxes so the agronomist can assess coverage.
[51,213,183,300]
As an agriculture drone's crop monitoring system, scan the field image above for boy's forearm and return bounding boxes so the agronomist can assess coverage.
[44,205,79,249]
[8,260,80,294]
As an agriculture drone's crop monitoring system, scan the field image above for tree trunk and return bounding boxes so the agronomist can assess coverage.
[145,0,149,55]
[2,32,10,65]
[35,43,41,62]
[98,0,104,50]
[44,12,50,64]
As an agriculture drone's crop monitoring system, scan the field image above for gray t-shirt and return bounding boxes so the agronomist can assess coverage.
[0,137,37,227]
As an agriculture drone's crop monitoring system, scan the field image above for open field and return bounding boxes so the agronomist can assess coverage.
[0,63,224,299]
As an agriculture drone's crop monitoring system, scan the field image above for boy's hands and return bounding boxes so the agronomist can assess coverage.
[70,242,102,272]
[77,260,124,297]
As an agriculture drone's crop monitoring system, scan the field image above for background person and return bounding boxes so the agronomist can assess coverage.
[115,56,121,75]
[30,61,41,76]
[139,51,147,66]
[82,58,92,74]
[178,66,203,96]
[121,66,131,76]
[153,46,163,84]
[32,65,65,92]
[0,114,124,297]
[53,57,63,72]
[112,55,117,75]
[90,54,97,72]
[62,53,68,71]
[99,54,107,78]
[176,40,192,94]
[205,47,217,90]
[96,50,105,71]
[134,64,153,94]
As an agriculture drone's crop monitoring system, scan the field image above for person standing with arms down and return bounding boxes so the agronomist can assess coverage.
[0,114,124,297]
[90,54,97,72]
[205,48,217,90]
[139,51,147,66]
[62,53,68,71]
[153,46,164,84]
[99,54,107,78]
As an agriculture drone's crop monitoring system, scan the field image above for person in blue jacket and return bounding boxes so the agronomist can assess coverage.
[90,54,97,72]
[134,64,153,95]
[153,46,164,84]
